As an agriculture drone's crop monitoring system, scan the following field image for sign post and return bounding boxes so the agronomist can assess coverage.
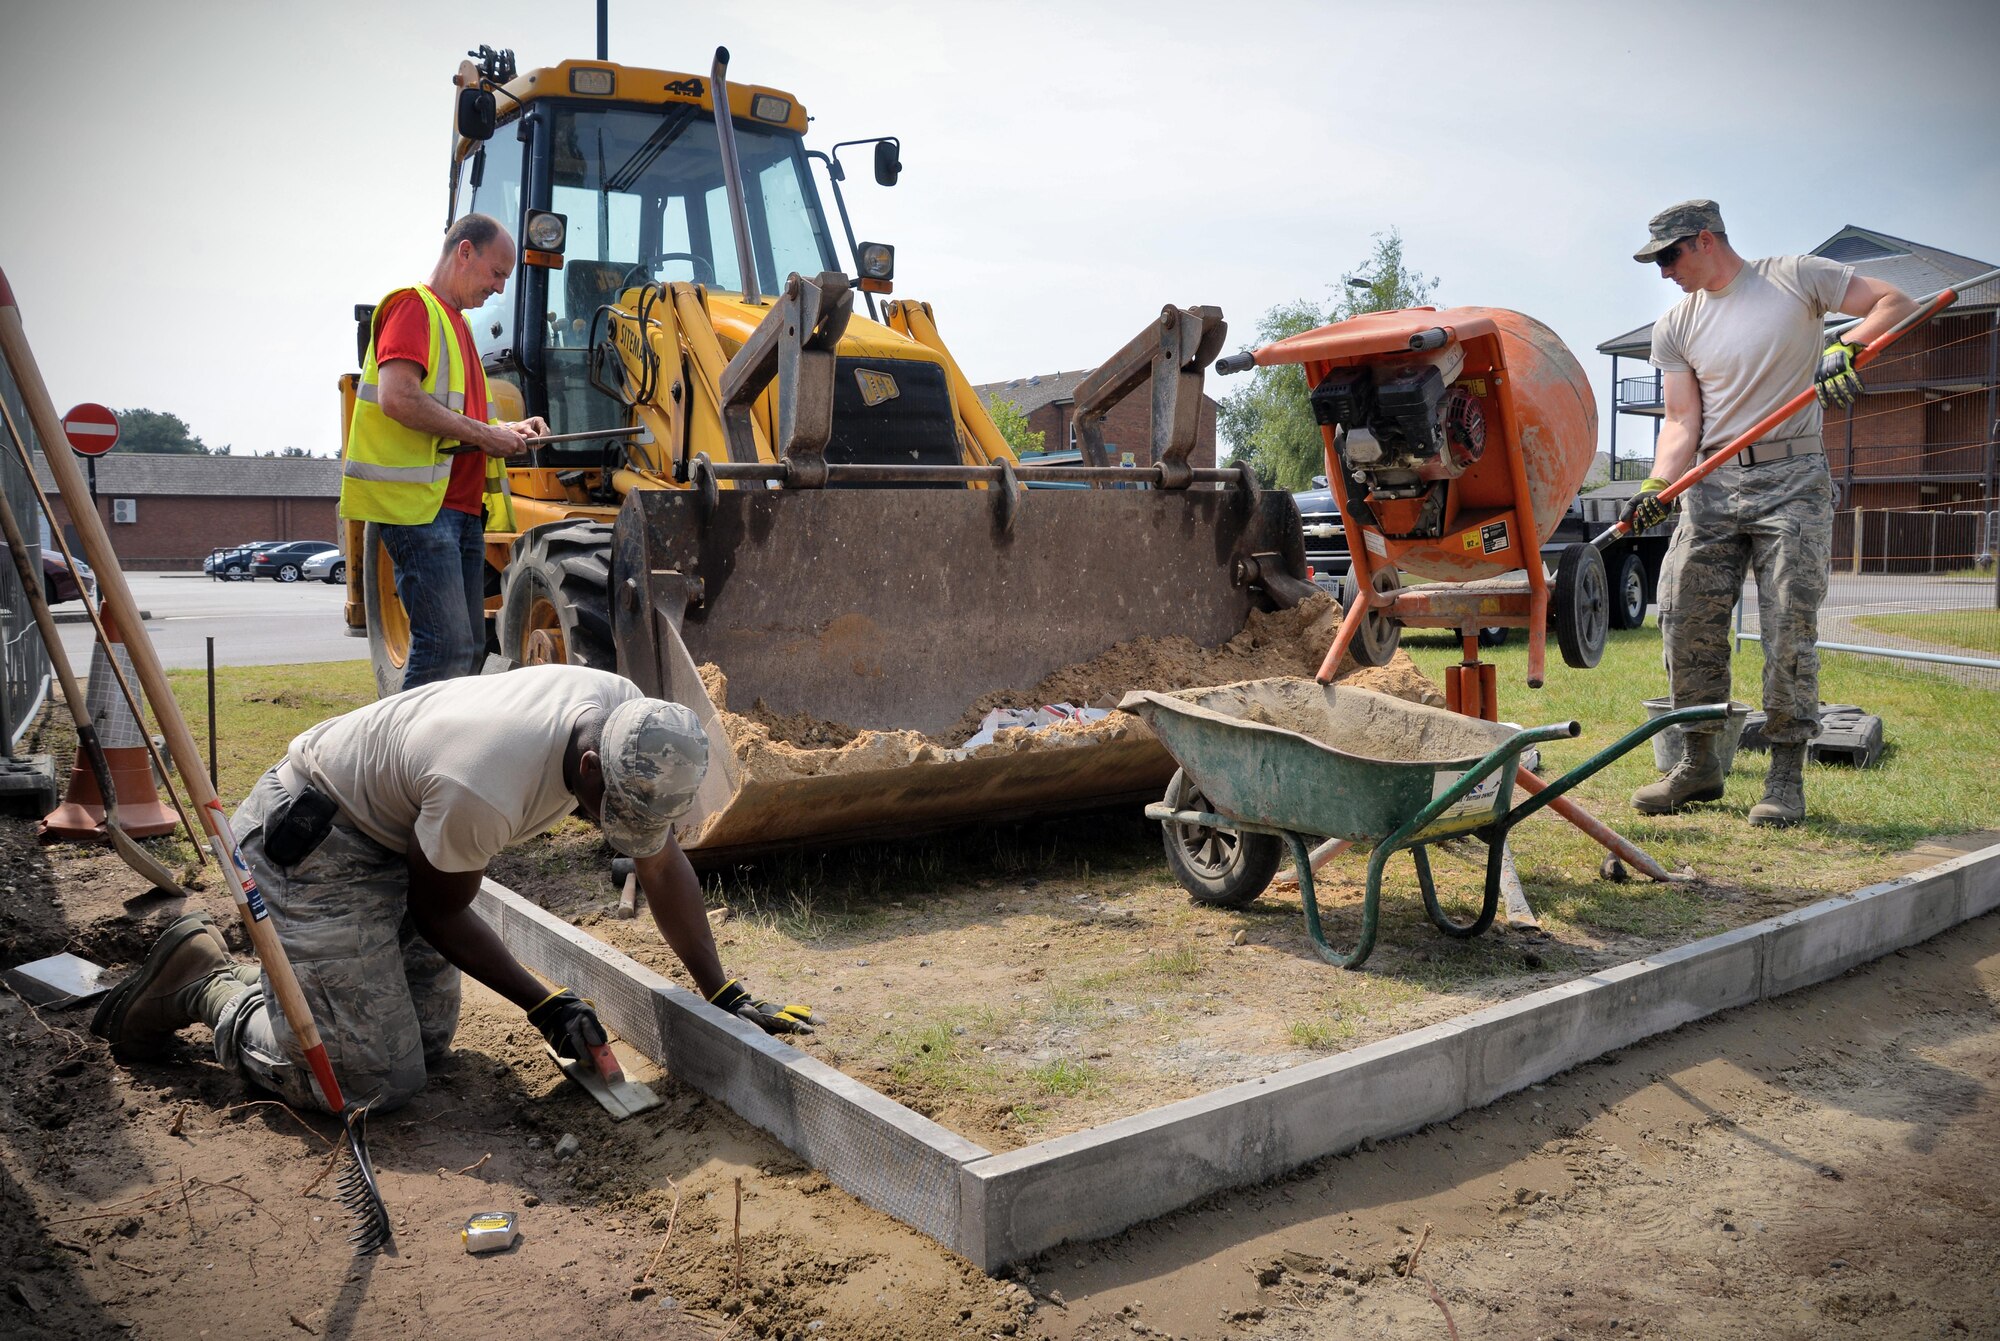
[61,402,118,502]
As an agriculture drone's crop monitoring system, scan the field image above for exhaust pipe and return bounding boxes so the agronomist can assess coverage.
[710,47,762,305]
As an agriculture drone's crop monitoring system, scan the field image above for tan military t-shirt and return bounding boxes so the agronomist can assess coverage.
[1649,255,1854,456]
[287,664,642,873]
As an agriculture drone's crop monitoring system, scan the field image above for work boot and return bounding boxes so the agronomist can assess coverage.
[1631,732,1726,815]
[1748,744,1808,828]
[90,914,250,1059]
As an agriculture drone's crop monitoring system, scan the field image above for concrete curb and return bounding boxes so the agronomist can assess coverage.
[480,843,2000,1272]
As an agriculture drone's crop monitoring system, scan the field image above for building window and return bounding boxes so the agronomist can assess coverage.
[112,498,138,524]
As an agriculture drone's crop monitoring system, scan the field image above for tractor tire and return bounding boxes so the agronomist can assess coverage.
[361,522,412,697]
[364,522,506,696]
[498,521,617,671]
[1159,768,1282,909]
[1554,542,1609,670]
[1608,548,1648,630]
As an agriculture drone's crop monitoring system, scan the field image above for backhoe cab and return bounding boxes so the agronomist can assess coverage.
[337,44,1313,863]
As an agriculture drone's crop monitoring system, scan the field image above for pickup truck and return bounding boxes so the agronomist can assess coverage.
[1291,475,1672,630]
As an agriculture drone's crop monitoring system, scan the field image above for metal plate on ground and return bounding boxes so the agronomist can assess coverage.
[4,952,111,1006]
[543,1042,663,1121]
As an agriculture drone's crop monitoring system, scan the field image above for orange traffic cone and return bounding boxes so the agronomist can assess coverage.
[40,599,177,840]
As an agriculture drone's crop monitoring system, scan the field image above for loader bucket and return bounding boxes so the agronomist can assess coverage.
[608,481,1312,862]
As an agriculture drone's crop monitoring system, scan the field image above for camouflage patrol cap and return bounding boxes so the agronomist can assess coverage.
[598,697,709,857]
[1634,199,1726,262]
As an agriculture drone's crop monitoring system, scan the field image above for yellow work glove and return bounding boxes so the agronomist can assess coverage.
[1620,476,1676,532]
[1815,339,1864,409]
[709,978,816,1035]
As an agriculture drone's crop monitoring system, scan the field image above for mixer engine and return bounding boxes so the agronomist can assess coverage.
[1309,338,1489,539]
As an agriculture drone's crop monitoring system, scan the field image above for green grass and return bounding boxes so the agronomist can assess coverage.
[155,660,378,807]
[886,1013,997,1093]
[1287,1015,1357,1052]
[1027,1057,1100,1096]
[1143,944,1204,980]
[1851,609,2000,657]
[1394,622,2000,931]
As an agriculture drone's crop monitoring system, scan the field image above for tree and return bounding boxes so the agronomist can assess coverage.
[1217,229,1438,491]
[987,397,1046,456]
[114,407,211,455]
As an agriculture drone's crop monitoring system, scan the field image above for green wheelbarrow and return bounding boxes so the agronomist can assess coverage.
[1119,679,1728,969]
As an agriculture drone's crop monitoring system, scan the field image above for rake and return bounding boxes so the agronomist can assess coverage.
[0,267,393,1255]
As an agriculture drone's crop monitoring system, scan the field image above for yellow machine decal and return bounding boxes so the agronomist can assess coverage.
[854,367,900,407]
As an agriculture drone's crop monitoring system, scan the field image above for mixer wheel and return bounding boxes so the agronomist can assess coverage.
[1554,543,1609,669]
[1338,567,1403,667]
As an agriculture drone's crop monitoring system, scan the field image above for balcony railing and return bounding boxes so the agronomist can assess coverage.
[1614,374,1663,412]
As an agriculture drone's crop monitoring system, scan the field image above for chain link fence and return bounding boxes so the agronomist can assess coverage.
[0,350,54,750]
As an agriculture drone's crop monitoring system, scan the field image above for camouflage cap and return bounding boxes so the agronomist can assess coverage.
[1634,199,1726,262]
[598,697,709,857]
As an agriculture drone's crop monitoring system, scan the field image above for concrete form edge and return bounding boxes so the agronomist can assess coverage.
[960,842,2000,1269]
[472,881,989,1254]
[475,844,2000,1275]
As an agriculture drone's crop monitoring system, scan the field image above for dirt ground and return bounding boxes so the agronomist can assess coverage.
[6,814,1999,1340]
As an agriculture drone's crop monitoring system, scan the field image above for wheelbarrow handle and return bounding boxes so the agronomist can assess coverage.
[1380,720,1582,853]
[1501,702,1731,829]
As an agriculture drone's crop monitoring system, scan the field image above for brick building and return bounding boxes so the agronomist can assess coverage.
[31,452,340,571]
[1597,226,1999,564]
[971,370,1219,469]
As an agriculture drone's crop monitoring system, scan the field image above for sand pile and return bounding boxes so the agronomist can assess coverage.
[699,593,1447,783]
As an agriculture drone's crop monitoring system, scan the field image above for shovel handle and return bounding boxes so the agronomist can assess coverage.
[1588,283,1964,551]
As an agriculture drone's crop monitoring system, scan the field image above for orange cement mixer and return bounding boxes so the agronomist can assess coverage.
[1222,305,1606,697]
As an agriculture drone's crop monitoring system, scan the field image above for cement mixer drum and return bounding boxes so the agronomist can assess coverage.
[1262,306,1597,583]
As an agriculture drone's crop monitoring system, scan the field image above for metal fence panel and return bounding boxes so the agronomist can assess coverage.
[0,349,54,752]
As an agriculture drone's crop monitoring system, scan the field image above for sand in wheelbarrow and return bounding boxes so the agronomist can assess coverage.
[1153,677,1520,763]
[703,593,1448,781]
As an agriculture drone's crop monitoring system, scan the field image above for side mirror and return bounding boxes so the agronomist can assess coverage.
[457,87,497,141]
[873,139,901,187]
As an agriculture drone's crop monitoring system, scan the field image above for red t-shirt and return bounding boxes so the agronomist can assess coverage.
[373,289,491,517]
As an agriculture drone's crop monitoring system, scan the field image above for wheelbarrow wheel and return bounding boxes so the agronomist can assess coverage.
[1337,567,1402,667]
[1160,769,1282,908]
[1554,542,1609,670]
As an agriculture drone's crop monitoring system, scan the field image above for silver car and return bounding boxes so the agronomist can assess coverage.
[300,546,346,584]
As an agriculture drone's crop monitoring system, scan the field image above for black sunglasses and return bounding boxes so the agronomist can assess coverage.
[1654,235,1701,268]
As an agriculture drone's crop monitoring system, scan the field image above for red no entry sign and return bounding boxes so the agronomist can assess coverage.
[61,402,120,457]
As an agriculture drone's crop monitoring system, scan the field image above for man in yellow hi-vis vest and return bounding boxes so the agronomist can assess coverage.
[342,213,548,689]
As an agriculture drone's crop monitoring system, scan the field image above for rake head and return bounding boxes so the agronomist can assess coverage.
[336,1105,394,1256]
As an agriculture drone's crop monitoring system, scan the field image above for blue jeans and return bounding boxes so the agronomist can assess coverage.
[380,507,486,689]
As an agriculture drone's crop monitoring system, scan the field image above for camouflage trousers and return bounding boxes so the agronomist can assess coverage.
[211,765,460,1114]
[1657,452,1832,745]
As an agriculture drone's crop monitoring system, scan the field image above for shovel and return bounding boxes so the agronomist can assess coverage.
[1591,266,2000,550]
[0,449,185,896]
[0,269,393,1255]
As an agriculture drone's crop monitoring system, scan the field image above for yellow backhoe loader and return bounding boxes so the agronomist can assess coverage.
[339,44,1315,863]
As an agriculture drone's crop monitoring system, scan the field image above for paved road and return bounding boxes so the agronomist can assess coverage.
[57,571,368,671]
[1738,572,1997,632]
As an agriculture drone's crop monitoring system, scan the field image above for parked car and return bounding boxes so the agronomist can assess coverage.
[42,549,95,605]
[301,546,346,585]
[1290,476,1350,590]
[205,540,282,581]
[250,540,342,584]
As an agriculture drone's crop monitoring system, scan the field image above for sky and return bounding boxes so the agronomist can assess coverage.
[2,0,1996,462]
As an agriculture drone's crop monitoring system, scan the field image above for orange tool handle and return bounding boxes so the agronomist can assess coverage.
[1589,285,1959,550]
[0,268,348,1115]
